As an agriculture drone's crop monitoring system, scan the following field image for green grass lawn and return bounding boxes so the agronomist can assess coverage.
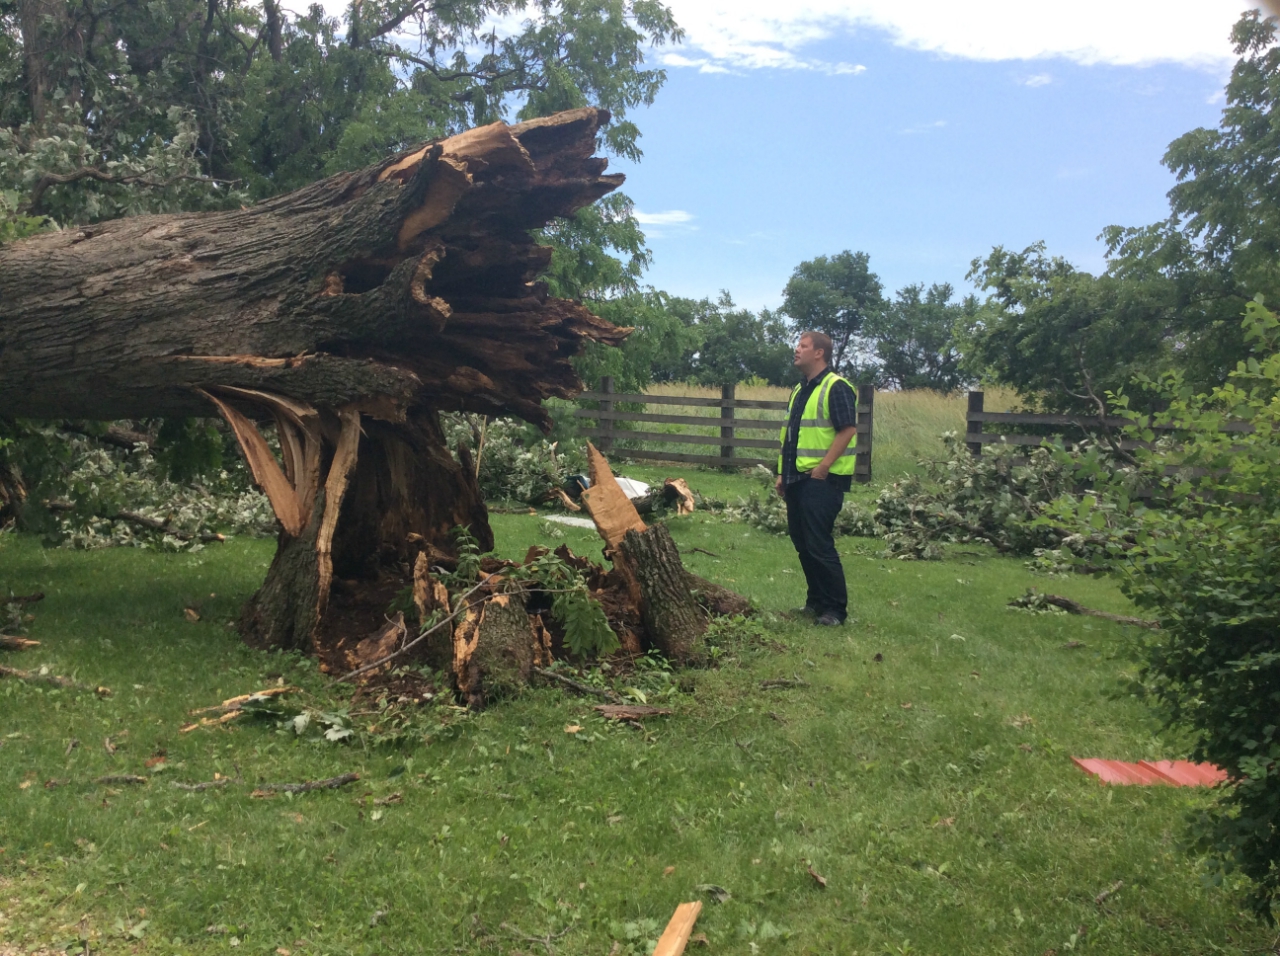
[0,487,1272,955]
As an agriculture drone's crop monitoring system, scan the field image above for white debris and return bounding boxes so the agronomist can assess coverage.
[614,477,650,499]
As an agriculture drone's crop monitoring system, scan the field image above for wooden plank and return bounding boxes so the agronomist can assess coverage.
[570,408,869,433]
[607,448,777,468]
[570,408,785,430]
[856,383,874,484]
[578,391,790,410]
[652,901,703,956]
[576,428,781,449]
[968,411,1255,434]
[720,382,735,462]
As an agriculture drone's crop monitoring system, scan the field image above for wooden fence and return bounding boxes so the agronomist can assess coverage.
[568,377,876,482]
[964,390,1254,457]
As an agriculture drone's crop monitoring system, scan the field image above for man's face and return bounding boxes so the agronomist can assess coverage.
[794,336,823,372]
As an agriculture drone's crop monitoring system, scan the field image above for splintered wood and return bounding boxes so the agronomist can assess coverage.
[652,902,703,956]
[579,442,647,548]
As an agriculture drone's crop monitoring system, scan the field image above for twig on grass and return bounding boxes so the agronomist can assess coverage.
[760,674,808,690]
[172,778,231,792]
[1094,880,1123,907]
[681,547,721,558]
[253,772,359,796]
[95,774,147,785]
[534,667,622,703]
[0,664,110,694]
[0,635,39,650]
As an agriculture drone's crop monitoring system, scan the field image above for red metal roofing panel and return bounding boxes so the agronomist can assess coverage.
[1072,757,1227,786]
[1139,760,1227,787]
[1072,757,1168,785]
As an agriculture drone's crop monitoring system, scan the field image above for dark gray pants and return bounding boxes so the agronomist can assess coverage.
[784,476,847,620]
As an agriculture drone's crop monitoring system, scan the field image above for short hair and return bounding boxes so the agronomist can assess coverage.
[800,331,833,363]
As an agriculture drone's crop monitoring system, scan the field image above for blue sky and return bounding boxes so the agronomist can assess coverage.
[606,2,1255,311]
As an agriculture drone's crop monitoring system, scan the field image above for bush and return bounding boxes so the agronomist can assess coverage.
[1055,300,1280,921]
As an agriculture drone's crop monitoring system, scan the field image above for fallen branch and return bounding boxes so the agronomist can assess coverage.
[6,592,44,605]
[1010,592,1158,629]
[116,510,226,543]
[172,778,231,792]
[681,547,721,559]
[254,772,360,795]
[0,635,39,650]
[760,675,808,690]
[0,664,110,694]
[95,774,147,785]
[533,667,622,702]
[594,703,672,720]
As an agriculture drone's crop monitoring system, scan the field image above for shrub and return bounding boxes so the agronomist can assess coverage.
[1057,300,1280,921]
[443,413,584,505]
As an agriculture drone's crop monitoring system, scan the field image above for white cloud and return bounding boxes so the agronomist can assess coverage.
[659,0,1255,74]
[1023,73,1053,87]
[899,119,948,134]
[633,209,695,225]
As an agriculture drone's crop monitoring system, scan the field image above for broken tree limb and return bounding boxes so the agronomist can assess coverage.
[533,666,622,702]
[1009,590,1158,629]
[255,772,360,794]
[0,636,39,650]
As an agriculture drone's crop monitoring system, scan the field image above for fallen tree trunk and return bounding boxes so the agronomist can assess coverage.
[0,108,628,654]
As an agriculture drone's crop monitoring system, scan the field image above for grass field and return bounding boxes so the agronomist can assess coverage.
[584,384,1021,489]
[1,466,1273,955]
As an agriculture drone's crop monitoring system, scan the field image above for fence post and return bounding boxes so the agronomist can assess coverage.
[720,383,736,466]
[856,384,874,483]
[598,375,614,453]
[966,390,984,457]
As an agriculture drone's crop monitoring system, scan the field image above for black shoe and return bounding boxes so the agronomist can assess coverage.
[815,612,844,627]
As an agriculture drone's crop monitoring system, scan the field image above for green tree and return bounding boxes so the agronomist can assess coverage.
[780,250,884,376]
[666,293,793,387]
[961,243,1174,411]
[869,282,971,392]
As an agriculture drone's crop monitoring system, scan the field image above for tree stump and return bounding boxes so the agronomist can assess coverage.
[619,523,707,663]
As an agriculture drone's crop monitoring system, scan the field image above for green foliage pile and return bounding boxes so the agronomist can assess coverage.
[0,420,274,549]
[869,436,1119,562]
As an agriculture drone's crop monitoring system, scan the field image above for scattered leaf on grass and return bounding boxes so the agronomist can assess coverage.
[872,653,883,663]
[663,866,675,877]
[1020,743,1034,753]
[144,754,166,768]
[691,933,709,947]
[807,865,828,888]
[900,702,912,710]
[18,780,31,790]
[564,724,581,734]
[250,789,274,799]
[696,883,732,904]
[183,608,200,623]
[1061,641,1085,649]
[933,817,955,828]
[374,792,402,806]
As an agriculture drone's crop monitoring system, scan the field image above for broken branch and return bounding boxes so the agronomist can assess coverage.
[256,772,359,794]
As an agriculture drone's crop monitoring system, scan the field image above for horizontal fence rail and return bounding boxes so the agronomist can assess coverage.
[965,391,1252,488]
[567,378,875,481]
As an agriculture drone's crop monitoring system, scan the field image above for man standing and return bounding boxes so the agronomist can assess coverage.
[775,332,858,626]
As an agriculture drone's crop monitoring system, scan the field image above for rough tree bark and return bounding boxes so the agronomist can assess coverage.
[619,523,708,663]
[0,108,629,655]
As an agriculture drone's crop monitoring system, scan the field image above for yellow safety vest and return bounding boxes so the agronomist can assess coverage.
[777,372,857,476]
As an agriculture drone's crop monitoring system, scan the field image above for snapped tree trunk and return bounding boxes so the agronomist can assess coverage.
[0,108,629,654]
[619,523,707,663]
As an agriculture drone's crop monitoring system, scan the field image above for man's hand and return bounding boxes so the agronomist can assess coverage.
[810,462,830,480]
[775,475,784,497]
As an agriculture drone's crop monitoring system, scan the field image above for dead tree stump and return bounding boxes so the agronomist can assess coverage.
[620,523,707,663]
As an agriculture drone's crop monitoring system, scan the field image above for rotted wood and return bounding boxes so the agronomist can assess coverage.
[619,523,707,664]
